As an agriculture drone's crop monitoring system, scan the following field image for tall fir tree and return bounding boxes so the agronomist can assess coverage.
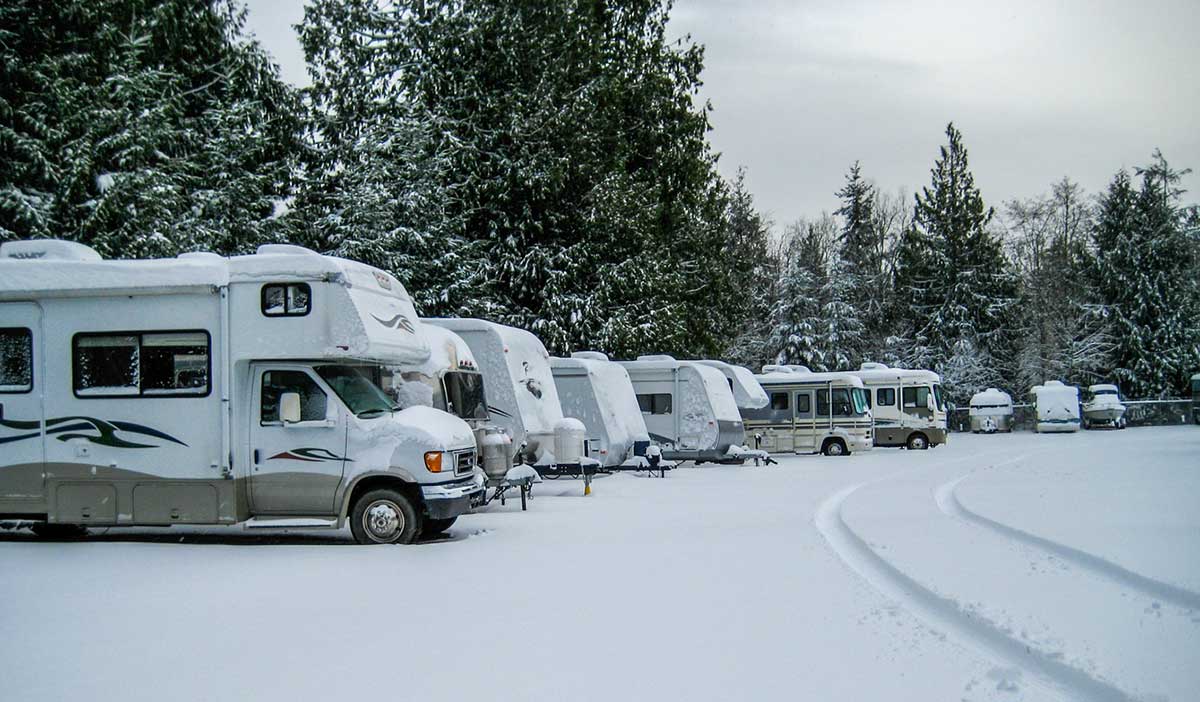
[723,168,776,368]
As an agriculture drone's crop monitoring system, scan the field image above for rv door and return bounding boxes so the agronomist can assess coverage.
[249,365,348,514]
[0,303,44,501]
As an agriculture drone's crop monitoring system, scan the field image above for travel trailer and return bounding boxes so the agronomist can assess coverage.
[742,367,873,456]
[618,355,750,463]
[1081,384,1127,429]
[693,360,770,410]
[423,318,583,469]
[0,240,483,544]
[550,352,651,468]
[1031,380,1081,433]
[845,362,947,449]
[968,388,1014,433]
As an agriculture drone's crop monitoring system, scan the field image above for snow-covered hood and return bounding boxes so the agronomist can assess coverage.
[367,405,476,453]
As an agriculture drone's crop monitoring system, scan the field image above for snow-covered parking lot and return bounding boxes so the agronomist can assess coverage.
[3,426,1198,701]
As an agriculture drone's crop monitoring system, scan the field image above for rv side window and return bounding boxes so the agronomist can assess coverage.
[261,283,311,317]
[770,392,789,411]
[0,328,33,393]
[796,393,811,414]
[876,388,896,407]
[637,393,672,415]
[902,386,930,409]
[261,371,327,424]
[816,389,852,417]
[74,332,211,398]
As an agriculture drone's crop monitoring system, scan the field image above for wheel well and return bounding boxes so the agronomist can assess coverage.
[821,437,846,451]
[346,476,423,517]
[908,431,928,444]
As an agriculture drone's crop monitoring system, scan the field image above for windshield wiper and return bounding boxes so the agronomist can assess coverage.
[356,408,394,418]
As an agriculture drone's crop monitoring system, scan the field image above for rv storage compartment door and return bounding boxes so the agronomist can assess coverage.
[0,303,45,508]
[250,366,348,514]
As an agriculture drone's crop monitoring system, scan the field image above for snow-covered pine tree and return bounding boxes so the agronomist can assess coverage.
[1094,153,1200,397]
[894,123,1017,401]
[767,217,833,369]
[832,161,883,364]
[722,168,777,369]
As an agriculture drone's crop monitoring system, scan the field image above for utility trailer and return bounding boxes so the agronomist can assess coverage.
[0,240,483,544]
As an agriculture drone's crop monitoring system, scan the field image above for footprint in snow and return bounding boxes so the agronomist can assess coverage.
[986,666,1022,693]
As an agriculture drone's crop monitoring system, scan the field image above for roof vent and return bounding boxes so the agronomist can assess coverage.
[0,240,102,261]
[860,362,889,370]
[762,365,793,374]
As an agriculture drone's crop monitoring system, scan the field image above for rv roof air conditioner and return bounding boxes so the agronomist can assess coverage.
[256,244,321,257]
[571,351,610,361]
[860,362,890,370]
[0,239,103,261]
[785,365,811,373]
[636,354,676,362]
[177,252,224,262]
[761,365,793,374]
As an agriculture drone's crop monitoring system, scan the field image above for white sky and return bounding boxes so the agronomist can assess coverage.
[243,0,1200,229]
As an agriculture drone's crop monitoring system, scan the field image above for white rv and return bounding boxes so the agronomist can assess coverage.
[550,352,651,468]
[742,367,873,456]
[1081,384,1127,429]
[618,355,749,464]
[693,360,769,410]
[0,240,483,544]
[1031,380,1081,432]
[845,362,947,449]
[423,318,583,468]
[968,388,1014,433]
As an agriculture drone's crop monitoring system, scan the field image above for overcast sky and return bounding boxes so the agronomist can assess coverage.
[243,0,1200,229]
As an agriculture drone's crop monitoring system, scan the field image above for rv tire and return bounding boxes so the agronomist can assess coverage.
[906,433,929,451]
[30,523,88,540]
[350,489,422,545]
[821,438,848,456]
[423,517,457,536]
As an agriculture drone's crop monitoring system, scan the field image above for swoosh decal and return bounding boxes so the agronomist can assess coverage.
[370,313,415,333]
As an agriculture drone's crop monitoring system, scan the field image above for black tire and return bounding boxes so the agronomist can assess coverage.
[423,517,458,536]
[906,433,930,451]
[30,523,88,540]
[821,438,848,456]
[350,489,422,545]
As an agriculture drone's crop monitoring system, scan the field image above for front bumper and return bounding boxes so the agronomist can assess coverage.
[421,473,485,519]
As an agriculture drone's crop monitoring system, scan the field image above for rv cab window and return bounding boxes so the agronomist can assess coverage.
[0,328,32,393]
[876,388,896,407]
[261,371,327,424]
[817,388,853,417]
[902,386,931,410]
[637,393,672,415]
[261,283,311,317]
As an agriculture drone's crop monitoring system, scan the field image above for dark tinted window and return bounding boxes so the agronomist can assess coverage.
[876,388,896,407]
[261,370,327,423]
[262,283,311,317]
[817,388,853,417]
[770,392,789,410]
[796,392,811,414]
[0,328,32,393]
[637,393,672,415]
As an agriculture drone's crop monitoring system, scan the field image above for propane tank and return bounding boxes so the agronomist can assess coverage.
[478,426,514,480]
[553,417,586,466]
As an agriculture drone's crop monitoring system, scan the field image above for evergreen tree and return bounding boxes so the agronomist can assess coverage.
[723,168,776,368]
[893,123,1016,401]
[767,217,833,369]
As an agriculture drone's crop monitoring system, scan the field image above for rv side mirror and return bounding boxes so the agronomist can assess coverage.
[280,392,302,424]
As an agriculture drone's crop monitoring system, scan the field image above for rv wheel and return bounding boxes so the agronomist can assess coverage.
[821,439,848,456]
[423,517,457,536]
[350,489,421,545]
[30,523,88,540]
[906,433,929,451]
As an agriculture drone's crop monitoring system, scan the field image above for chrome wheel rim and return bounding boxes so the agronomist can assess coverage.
[828,442,844,456]
[911,436,927,450]
[363,499,404,542]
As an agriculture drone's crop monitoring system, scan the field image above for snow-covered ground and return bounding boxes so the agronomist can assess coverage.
[2,427,1197,701]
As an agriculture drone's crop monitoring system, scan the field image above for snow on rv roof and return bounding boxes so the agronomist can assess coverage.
[413,323,478,377]
[849,362,941,384]
[969,388,1012,407]
[693,360,769,409]
[755,369,865,388]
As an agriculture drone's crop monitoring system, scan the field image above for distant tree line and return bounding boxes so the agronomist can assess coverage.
[1,1,1196,400]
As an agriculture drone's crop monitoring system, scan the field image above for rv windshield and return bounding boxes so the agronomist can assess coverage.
[443,371,488,420]
[851,388,869,415]
[316,365,399,417]
[932,383,946,411]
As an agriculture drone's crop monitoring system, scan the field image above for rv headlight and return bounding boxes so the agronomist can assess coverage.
[424,451,444,473]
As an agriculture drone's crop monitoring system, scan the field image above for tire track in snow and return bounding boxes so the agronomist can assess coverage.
[815,481,1139,702]
[936,474,1200,612]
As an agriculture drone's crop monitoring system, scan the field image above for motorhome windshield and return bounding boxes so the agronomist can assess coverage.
[443,371,488,420]
[851,387,869,415]
[932,383,946,411]
[316,365,399,417]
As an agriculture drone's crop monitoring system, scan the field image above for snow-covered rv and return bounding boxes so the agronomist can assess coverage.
[1081,384,1127,429]
[1031,380,1081,433]
[0,240,483,544]
[423,318,583,468]
[845,362,947,449]
[693,360,769,410]
[550,352,650,467]
[968,388,1013,433]
[618,355,749,463]
[742,367,873,456]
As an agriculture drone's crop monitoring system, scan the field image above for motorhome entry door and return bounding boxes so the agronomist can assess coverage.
[249,365,348,514]
[0,302,45,500]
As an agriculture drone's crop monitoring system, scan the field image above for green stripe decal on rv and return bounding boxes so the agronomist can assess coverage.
[0,416,187,448]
